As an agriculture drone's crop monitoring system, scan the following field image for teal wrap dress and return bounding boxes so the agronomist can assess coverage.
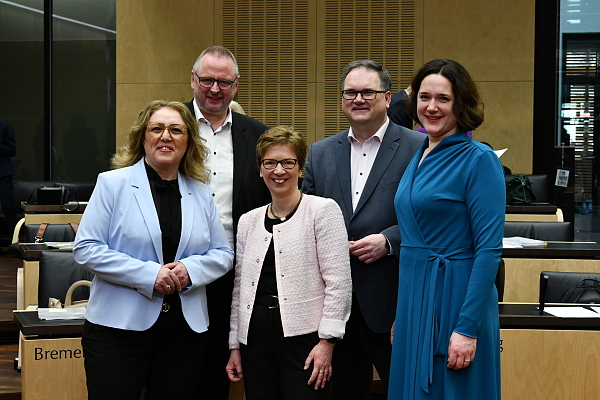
[389,131,504,399]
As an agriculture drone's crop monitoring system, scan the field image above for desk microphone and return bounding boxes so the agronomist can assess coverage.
[539,272,549,314]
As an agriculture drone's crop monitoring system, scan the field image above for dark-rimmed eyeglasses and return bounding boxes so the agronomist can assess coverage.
[341,90,386,100]
[146,122,187,138]
[261,159,298,170]
[194,72,238,90]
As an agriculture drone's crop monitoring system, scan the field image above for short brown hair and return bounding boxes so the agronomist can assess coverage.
[407,59,484,131]
[111,100,209,182]
[256,126,307,171]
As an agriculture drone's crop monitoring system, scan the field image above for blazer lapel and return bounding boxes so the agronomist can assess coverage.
[335,133,354,219]
[176,174,193,261]
[231,113,248,213]
[353,127,400,217]
[132,159,163,262]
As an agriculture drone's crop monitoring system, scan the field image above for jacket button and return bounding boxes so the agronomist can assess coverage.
[279,250,282,254]
[264,237,268,241]
[283,297,287,301]
[256,259,260,263]
[281,273,285,277]
[251,281,255,286]
[247,305,250,309]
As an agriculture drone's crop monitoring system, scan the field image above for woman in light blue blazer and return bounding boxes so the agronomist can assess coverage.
[74,100,234,399]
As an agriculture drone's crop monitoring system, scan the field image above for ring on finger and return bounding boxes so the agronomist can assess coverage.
[166,285,171,289]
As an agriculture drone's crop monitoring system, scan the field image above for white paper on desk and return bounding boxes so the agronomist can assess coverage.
[503,237,547,248]
[44,241,74,250]
[543,306,600,318]
[38,307,86,320]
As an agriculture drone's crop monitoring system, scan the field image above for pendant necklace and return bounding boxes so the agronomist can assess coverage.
[270,192,303,222]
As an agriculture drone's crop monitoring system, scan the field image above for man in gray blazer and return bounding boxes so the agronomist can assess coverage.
[302,60,425,400]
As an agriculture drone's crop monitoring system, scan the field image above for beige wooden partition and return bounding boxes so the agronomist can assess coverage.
[501,329,600,400]
[117,0,536,174]
[503,258,600,303]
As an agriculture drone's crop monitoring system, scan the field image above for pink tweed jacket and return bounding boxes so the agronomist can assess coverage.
[229,194,352,349]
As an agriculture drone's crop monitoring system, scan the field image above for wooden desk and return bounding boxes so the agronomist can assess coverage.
[14,311,86,400]
[502,242,600,303]
[13,311,246,400]
[500,304,600,400]
[505,205,563,222]
[21,201,87,213]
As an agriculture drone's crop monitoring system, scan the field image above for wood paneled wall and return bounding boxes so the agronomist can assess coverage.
[117,0,535,173]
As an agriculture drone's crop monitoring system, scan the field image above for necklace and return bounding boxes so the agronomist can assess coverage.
[270,192,303,222]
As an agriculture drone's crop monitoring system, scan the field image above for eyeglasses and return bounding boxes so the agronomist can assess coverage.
[146,122,187,138]
[261,159,298,170]
[194,72,238,90]
[341,90,386,100]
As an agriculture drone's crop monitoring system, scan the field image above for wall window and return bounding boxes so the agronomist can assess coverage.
[0,0,115,182]
[557,1,600,208]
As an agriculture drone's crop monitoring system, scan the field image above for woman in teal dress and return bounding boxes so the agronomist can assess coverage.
[389,59,505,399]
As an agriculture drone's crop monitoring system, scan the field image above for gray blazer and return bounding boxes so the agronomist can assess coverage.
[302,121,425,333]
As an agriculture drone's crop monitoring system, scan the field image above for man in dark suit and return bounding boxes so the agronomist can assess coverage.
[302,60,425,400]
[183,45,270,400]
[387,86,413,129]
[0,120,16,236]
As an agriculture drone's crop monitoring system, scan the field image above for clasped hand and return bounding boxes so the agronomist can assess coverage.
[154,262,190,295]
[349,233,388,264]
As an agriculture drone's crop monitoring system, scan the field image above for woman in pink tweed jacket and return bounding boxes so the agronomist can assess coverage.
[226,126,352,400]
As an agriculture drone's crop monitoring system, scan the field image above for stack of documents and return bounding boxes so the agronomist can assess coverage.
[543,306,600,318]
[503,237,547,248]
[38,307,86,320]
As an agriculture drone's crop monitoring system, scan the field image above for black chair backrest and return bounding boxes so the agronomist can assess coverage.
[21,223,77,243]
[53,182,95,202]
[524,174,550,203]
[38,251,94,308]
[504,221,573,241]
[540,271,600,308]
[496,259,505,302]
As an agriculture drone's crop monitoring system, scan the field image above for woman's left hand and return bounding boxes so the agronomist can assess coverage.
[154,262,190,295]
[304,339,334,389]
[165,261,191,288]
[447,331,477,370]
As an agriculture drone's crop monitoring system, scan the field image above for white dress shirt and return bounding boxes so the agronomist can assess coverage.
[193,101,235,247]
[347,118,390,211]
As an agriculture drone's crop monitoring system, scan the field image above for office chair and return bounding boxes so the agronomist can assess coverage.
[539,271,600,311]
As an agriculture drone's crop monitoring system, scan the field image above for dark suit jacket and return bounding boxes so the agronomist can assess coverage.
[302,121,425,333]
[387,90,413,130]
[183,100,270,317]
[0,121,16,178]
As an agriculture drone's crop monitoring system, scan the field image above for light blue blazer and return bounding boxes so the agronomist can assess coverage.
[73,158,234,333]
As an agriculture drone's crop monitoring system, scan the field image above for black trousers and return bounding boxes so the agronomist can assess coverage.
[331,297,392,400]
[239,296,331,400]
[82,294,207,400]
[197,273,233,400]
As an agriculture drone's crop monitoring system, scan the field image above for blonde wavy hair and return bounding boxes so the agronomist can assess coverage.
[111,100,209,183]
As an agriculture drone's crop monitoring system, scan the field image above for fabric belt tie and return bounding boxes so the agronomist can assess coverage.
[407,246,473,394]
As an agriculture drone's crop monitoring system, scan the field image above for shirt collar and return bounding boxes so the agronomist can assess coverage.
[346,117,390,143]
[192,100,233,129]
